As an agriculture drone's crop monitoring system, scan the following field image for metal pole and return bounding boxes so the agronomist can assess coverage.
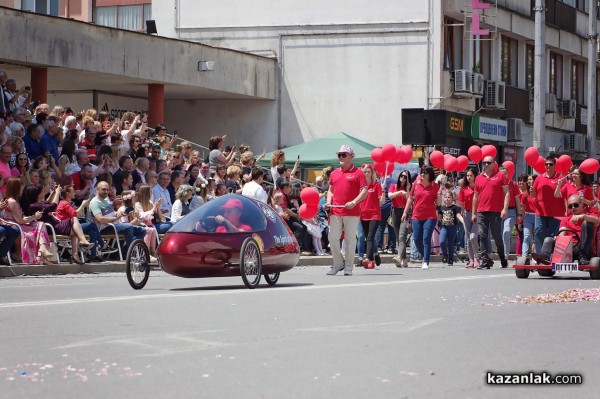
[587,0,597,158]
[533,0,546,155]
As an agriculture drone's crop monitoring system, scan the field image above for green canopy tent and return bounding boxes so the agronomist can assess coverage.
[257,132,377,170]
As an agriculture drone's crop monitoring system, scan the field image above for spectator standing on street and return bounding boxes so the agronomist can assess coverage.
[402,166,440,269]
[472,156,510,269]
[531,155,565,253]
[324,145,368,276]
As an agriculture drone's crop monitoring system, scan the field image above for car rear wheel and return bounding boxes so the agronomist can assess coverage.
[515,257,530,279]
[264,272,280,286]
[126,239,150,290]
[240,238,262,289]
[589,257,600,280]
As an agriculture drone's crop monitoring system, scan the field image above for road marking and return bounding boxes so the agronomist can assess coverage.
[0,274,513,309]
[299,318,444,333]
[0,282,98,289]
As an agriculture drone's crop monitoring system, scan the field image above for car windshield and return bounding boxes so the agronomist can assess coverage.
[169,194,267,233]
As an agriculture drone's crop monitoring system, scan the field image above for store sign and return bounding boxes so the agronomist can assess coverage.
[446,112,472,139]
[470,0,491,36]
[472,116,507,142]
[503,146,519,163]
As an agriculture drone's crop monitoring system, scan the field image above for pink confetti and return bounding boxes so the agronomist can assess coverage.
[512,288,600,304]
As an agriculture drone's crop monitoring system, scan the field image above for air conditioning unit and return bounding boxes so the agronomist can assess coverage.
[568,133,586,152]
[545,93,558,114]
[485,80,506,109]
[454,69,473,94]
[471,73,485,97]
[557,99,576,119]
[507,118,523,142]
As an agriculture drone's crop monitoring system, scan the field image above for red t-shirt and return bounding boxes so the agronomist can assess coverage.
[474,171,508,213]
[389,183,408,208]
[329,165,367,217]
[216,224,252,233]
[360,181,382,221]
[533,172,566,217]
[560,183,593,215]
[519,191,535,213]
[508,181,520,207]
[409,182,439,220]
[458,185,475,212]
[55,200,78,221]
[79,139,96,162]
[71,172,87,191]
[559,215,584,236]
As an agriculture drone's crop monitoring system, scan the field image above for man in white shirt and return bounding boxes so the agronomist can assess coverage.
[241,167,269,204]
[152,171,174,233]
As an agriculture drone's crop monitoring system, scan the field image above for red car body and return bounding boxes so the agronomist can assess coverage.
[157,194,300,278]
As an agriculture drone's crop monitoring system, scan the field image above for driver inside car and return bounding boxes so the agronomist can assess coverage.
[215,198,252,233]
[540,194,599,265]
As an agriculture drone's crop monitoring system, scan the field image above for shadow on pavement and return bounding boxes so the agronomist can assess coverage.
[170,283,314,291]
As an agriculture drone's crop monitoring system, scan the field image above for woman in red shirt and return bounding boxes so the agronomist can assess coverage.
[517,174,536,258]
[359,164,384,269]
[56,186,104,262]
[457,167,479,267]
[554,167,594,215]
[389,170,412,267]
[402,166,440,269]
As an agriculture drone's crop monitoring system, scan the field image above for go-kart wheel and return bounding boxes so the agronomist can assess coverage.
[126,239,150,290]
[264,272,280,286]
[515,268,530,279]
[589,257,600,280]
[240,237,262,289]
[516,256,529,265]
[537,269,556,277]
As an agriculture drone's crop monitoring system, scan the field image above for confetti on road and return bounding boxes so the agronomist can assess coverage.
[512,288,600,304]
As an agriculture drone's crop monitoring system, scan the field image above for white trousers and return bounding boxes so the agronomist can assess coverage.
[328,215,360,271]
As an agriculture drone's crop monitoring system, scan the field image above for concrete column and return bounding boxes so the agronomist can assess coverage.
[30,67,48,104]
[148,84,164,127]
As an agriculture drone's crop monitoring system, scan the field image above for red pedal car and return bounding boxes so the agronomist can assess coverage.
[513,229,600,279]
[125,194,300,289]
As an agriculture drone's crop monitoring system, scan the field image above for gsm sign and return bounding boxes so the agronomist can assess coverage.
[449,117,464,133]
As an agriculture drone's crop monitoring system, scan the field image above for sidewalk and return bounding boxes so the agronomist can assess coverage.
[0,253,518,277]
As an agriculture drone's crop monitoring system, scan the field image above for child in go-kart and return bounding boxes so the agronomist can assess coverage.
[539,194,599,265]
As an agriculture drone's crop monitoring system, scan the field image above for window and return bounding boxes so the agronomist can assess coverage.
[526,44,535,90]
[22,0,58,16]
[501,36,518,86]
[549,52,563,97]
[571,60,585,104]
[474,39,491,79]
[94,4,152,31]
[443,18,463,71]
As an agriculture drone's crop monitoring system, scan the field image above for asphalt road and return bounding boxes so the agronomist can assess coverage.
[1,263,599,399]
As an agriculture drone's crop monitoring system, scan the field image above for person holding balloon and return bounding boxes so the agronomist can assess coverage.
[554,166,593,214]
[359,164,385,269]
[401,165,440,270]
[457,167,479,268]
[531,155,565,253]
[472,155,510,269]
[324,145,368,276]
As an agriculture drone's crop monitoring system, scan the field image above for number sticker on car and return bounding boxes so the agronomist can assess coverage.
[551,263,579,272]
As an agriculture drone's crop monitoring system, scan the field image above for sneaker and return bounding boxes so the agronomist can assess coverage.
[580,257,590,265]
[466,261,474,268]
[441,256,448,264]
[422,262,429,270]
[392,256,402,268]
[500,257,508,268]
[327,266,344,275]
[374,253,381,266]
[361,259,370,268]
[448,260,453,266]
[402,258,409,267]
[344,266,353,276]
[366,261,376,269]
[477,259,492,270]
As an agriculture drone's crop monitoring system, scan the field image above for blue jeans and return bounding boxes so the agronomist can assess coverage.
[502,208,516,255]
[534,216,560,254]
[356,221,365,257]
[0,224,20,258]
[154,221,174,234]
[101,222,146,256]
[80,221,103,257]
[455,220,465,249]
[522,213,535,257]
[411,219,436,263]
[375,206,395,251]
[440,224,458,261]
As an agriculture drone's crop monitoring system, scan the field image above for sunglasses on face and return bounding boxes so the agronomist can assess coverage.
[482,161,492,165]
[337,153,348,158]
[545,163,555,167]
[400,175,407,179]
[567,202,580,209]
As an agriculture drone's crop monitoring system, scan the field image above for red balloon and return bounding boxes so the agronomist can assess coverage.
[401,146,413,163]
[481,144,497,159]
[580,158,600,174]
[430,150,445,168]
[382,144,396,163]
[468,145,482,163]
[524,147,539,167]
[533,156,546,174]
[456,155,469,172]
[395,146,404,163]
[502,161,515,179]
[373,161,387,176]
[300,187,320,207]
[493,161,499,173]
[298,204,318,220]
[371,148,383,163]
[444,156,458,172]
[558,154,572,174]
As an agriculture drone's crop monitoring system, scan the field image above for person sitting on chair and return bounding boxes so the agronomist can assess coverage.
[215,198,252,233]
[540,194,599,265]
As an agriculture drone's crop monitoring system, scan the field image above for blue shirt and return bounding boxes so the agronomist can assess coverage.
[379,177,394,210]
[23,133,43,160]
[40,132,60,163]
